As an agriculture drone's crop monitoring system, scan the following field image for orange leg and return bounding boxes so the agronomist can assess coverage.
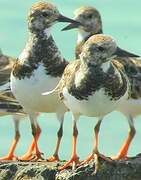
[19,125,42,161]
[81,119,102,164]
[0,131,20,160]
[81,119,111,174]
[48,123,63,162]
[59,121,80,170]
[112,126,136,160]
[33,131,43,161]
[112,116,135,160]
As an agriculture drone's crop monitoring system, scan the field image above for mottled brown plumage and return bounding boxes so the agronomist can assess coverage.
[31,1,56,11]
[59,60,128,101]
[114,57,141,99]
[0,92,24,115]
[62,6,141,161]
[11,1,79,162]
[46,34,130,171]
[69,6,141,101]
[0,54,16,86]
[13,36,68,80]
[0,51,25,115]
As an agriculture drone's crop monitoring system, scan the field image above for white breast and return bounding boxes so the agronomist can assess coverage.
[118,98,141,117]
[62,86,128,117]
[11,64,66,113]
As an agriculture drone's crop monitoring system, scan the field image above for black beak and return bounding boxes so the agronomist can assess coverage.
[62,21,81,31]
[57,14,81,25]
[114,47,140,57]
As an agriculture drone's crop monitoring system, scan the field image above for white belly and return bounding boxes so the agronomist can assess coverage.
[11,64,65,113]
[63,87,128,117]
[118,98,141,117]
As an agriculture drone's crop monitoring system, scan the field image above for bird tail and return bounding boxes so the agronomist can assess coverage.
[42,83,60,96]
[0,92,25,115]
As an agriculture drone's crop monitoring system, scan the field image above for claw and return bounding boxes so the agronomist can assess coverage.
[19,151,34,161]
[59,155,80,170]
[47,154,60,162]
[0,154,18,161]
[80,152,112,174]
[111,154,128,160]
[20,150,44,161]
[30,152,44,161]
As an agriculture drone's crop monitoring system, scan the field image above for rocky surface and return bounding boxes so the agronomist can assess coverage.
[0,154,141,180]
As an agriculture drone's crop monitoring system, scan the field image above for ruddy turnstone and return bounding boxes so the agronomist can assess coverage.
[43,34,138,171]
[2,50,43,161]
[62,6,141,160]
[0,50,42,160]
[0,50,28,160]
[10,1,80,161]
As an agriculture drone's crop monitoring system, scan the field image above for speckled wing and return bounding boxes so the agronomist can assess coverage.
[0,91,25,115]
[113,57,141,99]
[57,60,81,100]
[0,55,16,86]
[0,55,25,115]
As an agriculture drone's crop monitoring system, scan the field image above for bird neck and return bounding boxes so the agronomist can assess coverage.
[29,27,52,39]
[19,27,63,65]
[77,28,103,45]
[13,27,68,79]
[81,59,111,74]
[77,30,91,44]
[75,28,103,59]
[43,27,52,39]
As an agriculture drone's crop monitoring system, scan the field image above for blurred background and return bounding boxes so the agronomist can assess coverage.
[0,0,141,160]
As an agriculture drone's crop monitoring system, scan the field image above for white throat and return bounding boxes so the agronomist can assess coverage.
[44,27,52,38]
[77,29,91,44]
[101,61,111,73]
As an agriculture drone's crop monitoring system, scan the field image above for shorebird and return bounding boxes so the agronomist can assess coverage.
[0,50,26,160]
[62,6,141,160]
[0,50,42,160]
[10,1,80,161]
[43,34,139,172]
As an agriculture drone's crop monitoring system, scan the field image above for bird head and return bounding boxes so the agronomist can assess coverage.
[28,1,80,33]
[62,6,102,34]
[80,34,139,66]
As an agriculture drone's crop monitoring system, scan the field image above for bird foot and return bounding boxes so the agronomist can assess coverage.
[80,152,112,174]
[30,152,44,161]
[19,152,34,161]
[111,154,128,160]
[47,154,60,162]
[81,152,111,166]
[59,155,81,170]
[19,151,44,161]
[0,154,18,161]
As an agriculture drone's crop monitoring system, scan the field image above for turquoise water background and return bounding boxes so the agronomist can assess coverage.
[0,0,141,160]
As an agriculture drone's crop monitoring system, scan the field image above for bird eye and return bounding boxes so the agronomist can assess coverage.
[87,14,93,19]
[97,46,105,51]
[42,12,50,17]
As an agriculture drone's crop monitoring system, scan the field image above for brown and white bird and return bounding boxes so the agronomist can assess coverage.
[10,2,80,161]
[43,34,138,172]
[0,50,29,160]
[62,6,141,160]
